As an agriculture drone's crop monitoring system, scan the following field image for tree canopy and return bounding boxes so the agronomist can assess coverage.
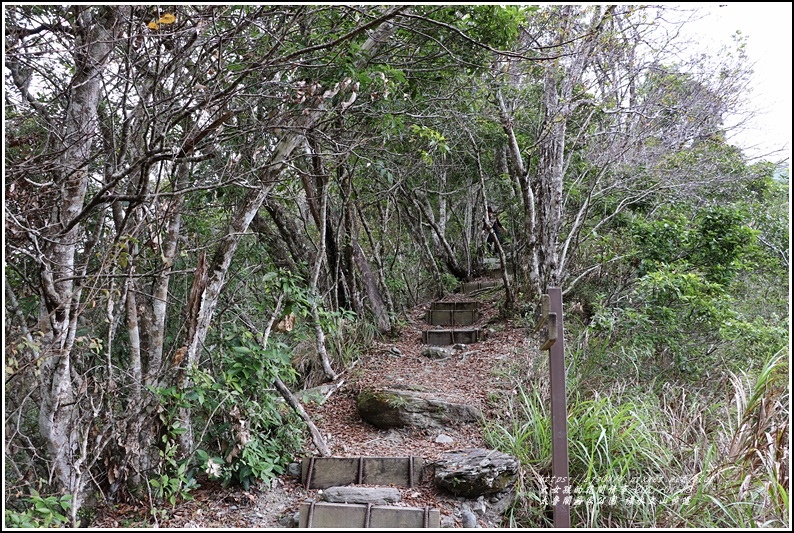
[4,4,788,527]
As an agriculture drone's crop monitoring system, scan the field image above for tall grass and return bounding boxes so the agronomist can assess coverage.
[483,349,789,528]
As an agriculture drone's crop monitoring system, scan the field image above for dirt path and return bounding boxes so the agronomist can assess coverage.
[94,291,533,528]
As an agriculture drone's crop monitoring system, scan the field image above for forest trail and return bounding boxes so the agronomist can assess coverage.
[94,276,535,529]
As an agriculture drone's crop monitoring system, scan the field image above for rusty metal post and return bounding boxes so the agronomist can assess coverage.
[547,287,570,528]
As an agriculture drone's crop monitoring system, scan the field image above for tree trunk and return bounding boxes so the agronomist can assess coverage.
[352,241,391,333]
[357,202,397,316]
[536,62,566,290]
[410,192,469,281]
[181,11,405,448]
[273,377,332,456]
[309,177,340,381]
[494,89,539,295]
[476,162,515,308]
[36,7,120,524]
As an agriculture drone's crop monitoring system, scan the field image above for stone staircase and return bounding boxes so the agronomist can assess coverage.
[294,448,519,529]
[421,299,482,346]
[295,260,515,528]
[422,255,510,346]
[297,456,440,528]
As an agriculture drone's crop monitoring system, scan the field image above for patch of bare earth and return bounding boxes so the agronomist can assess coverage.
[93,290,535,528]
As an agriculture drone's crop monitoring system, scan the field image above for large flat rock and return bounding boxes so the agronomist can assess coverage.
[433,448,520,497]
[322,486,401,504]
[357,387,482,429]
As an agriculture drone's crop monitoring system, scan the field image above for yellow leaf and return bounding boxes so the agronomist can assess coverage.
[147,21,159,30]
[158,13,176,24]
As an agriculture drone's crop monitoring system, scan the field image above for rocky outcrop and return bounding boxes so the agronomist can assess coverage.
[356,387,482,429]
[432,448,519,497]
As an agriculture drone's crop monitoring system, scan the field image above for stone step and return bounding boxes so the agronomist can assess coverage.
[299,501,440,528]
[321,486,401,505]
[425,300,480,326]
[301,456,423,489]
[461,280,502,294]
[482,257,513,272]
[422,328,481,345]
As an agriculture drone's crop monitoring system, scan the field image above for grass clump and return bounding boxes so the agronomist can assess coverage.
[484,349,789,528]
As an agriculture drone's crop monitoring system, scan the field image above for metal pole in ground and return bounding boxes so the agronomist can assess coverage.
[547,287,570,528]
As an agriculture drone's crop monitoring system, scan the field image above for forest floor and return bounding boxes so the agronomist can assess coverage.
[93,286,537,529]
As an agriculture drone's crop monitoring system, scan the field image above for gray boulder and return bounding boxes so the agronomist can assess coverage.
[422,346,454,359]
[357,387,482,429]
[461,509,480,528]
[433,448,519,497]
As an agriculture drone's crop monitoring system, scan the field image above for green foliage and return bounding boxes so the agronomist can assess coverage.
[149,350,302,495]
[719,316,789,366]
[190,329,304,490]
[587,267,732,379]
[149,436,198,508]
[147,386,199,507]
[630,205,755,284]
[689,207,756,285]
[584,203,767,379]
[146,328,301,498]
[409,124,449,165]
[419,5,528,50]
[485,350,790,528]
[630,214,691,274]
[483,386,550,469]
[741,165,789,274]
[4,490,72,528]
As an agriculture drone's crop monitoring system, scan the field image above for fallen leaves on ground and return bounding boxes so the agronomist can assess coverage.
[93,288,537,528]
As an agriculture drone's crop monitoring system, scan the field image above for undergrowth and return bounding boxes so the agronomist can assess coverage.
[484,342,789,528]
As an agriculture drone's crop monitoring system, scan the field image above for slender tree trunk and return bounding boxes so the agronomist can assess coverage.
[410,192,468,281]
[357,202,396,316]
[493,91,539,295]
[147,166,188,387]
[304,138,348,310]
[180,10,403,451]
[476,164,515,308]
[309,178,339,381]
[352,241,391,332]
[536,62,566,290]
[35,7,120,524]
[273,377,332,456]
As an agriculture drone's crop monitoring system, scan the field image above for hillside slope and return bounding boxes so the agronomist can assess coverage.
[94,290,535,528]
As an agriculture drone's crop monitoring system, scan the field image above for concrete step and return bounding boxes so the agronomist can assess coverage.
[298,456,440,528]
[299,501,440,528]
[422,328,481,345]
[425,300,480,326]
[482,257,513,271]
[461,279,502,294]
[301,456,423,489]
